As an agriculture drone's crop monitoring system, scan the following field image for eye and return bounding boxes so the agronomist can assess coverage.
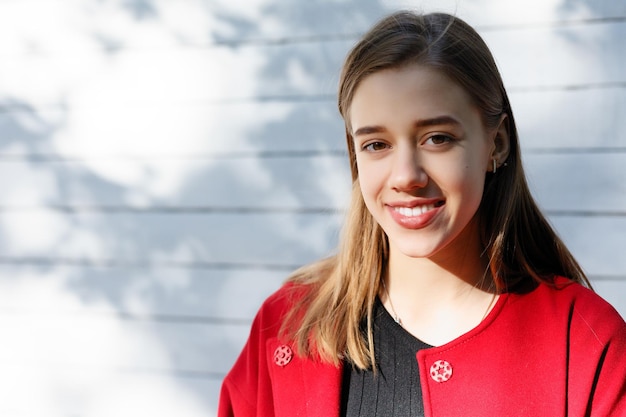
[362,141,389,152]
[424,134,453,145]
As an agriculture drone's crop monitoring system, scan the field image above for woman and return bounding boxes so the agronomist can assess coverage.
[219,11,626,417]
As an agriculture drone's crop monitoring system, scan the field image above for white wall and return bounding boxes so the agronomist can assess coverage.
[0,0,624,415]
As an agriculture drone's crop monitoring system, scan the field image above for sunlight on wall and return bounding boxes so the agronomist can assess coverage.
[0,271,208,417]
[0,0,292,199]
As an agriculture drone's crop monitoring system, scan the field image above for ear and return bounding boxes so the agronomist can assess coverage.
[488,114,510,173]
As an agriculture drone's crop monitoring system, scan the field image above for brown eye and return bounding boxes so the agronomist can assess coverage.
[426,135,453,145]
[363,141,389,152]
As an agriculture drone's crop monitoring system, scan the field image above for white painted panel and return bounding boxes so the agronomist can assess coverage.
[485,22,626,87]
[1,0,624,54]
[0,211,342,266]
[550,216,626,277]
[513,87,626,150]
[0,372,221,417]
[0,311,226,416]
[390,0,626,27]
[0,264,286,320]
[1,85,625,158]
[0,155,352,209]
[526,153,626,213]
[0,41,350,105]
[0,313,243,373]
[0,100,344,155]
[0,272,249,377]
[1,24,623,107]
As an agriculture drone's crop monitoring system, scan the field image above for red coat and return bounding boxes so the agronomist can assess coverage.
[219,278,626,417]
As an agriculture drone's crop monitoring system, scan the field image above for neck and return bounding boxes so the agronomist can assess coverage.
[386,230,492,298]
[385,254,491,304]
[381,227,498,346]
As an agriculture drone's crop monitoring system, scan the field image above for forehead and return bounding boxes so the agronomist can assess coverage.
[348,65,479,133]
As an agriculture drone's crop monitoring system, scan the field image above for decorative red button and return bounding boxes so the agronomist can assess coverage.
[273,345,293,367]
[430,360,453,382]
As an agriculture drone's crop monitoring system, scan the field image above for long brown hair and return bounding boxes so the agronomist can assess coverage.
[283,11,590,370]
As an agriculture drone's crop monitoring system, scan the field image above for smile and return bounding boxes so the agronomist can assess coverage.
[394,204,438,217]
[387,200,445,229]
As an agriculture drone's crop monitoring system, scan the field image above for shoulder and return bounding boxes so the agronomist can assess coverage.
[251,281,313,333]
[558,278,626,345]
[254,258,332,328]
[511,276,626,345]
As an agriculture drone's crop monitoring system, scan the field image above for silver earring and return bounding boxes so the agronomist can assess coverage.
[492,158,497,173]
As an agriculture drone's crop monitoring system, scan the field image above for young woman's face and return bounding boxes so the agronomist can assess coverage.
[349,65,496,262]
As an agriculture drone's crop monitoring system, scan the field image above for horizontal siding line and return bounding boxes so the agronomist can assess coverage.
[0,94,337,114]
[523,146,626,154]
[0,205,342,214]
[176,16,626,48]
[59,366,228,381]
[0,256,302,271]
[590,274,626,281]
[1,16,624,56]
[122,368,226,381]
[545,210,626,217]
[1,146,626,162]
[117,312,249,326]
[0,308,251,326]
[0,363,226,381]
[0,257,624,274]
[0,81,625,114]
[210,32,359,48]
[0,206,625,217]
[508,81,626,93]
[0,149,349,161]
[201,16,626,47]
[476,15,626,31]
[135,369,226,380]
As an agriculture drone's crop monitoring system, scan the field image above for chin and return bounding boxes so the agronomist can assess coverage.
[390,241,443,260]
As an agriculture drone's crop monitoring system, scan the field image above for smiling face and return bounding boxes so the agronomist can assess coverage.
[349,65,499,263]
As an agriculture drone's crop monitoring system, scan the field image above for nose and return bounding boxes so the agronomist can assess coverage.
[389,145,428,192]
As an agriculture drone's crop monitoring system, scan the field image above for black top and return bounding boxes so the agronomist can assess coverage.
[341,298,432,417]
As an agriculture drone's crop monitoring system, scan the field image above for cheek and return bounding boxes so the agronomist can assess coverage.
[458,164,487,205]
[357,172,376,204]
[433,159,486,203]
[356,160,378,192]
[356,167,383,216]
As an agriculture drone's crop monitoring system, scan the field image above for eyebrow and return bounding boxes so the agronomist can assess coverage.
[353,116,461,137]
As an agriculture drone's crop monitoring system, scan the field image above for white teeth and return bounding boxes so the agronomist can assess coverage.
[394,204,436,217]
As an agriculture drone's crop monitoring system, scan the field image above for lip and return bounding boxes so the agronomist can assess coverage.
[386,198,445,229]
